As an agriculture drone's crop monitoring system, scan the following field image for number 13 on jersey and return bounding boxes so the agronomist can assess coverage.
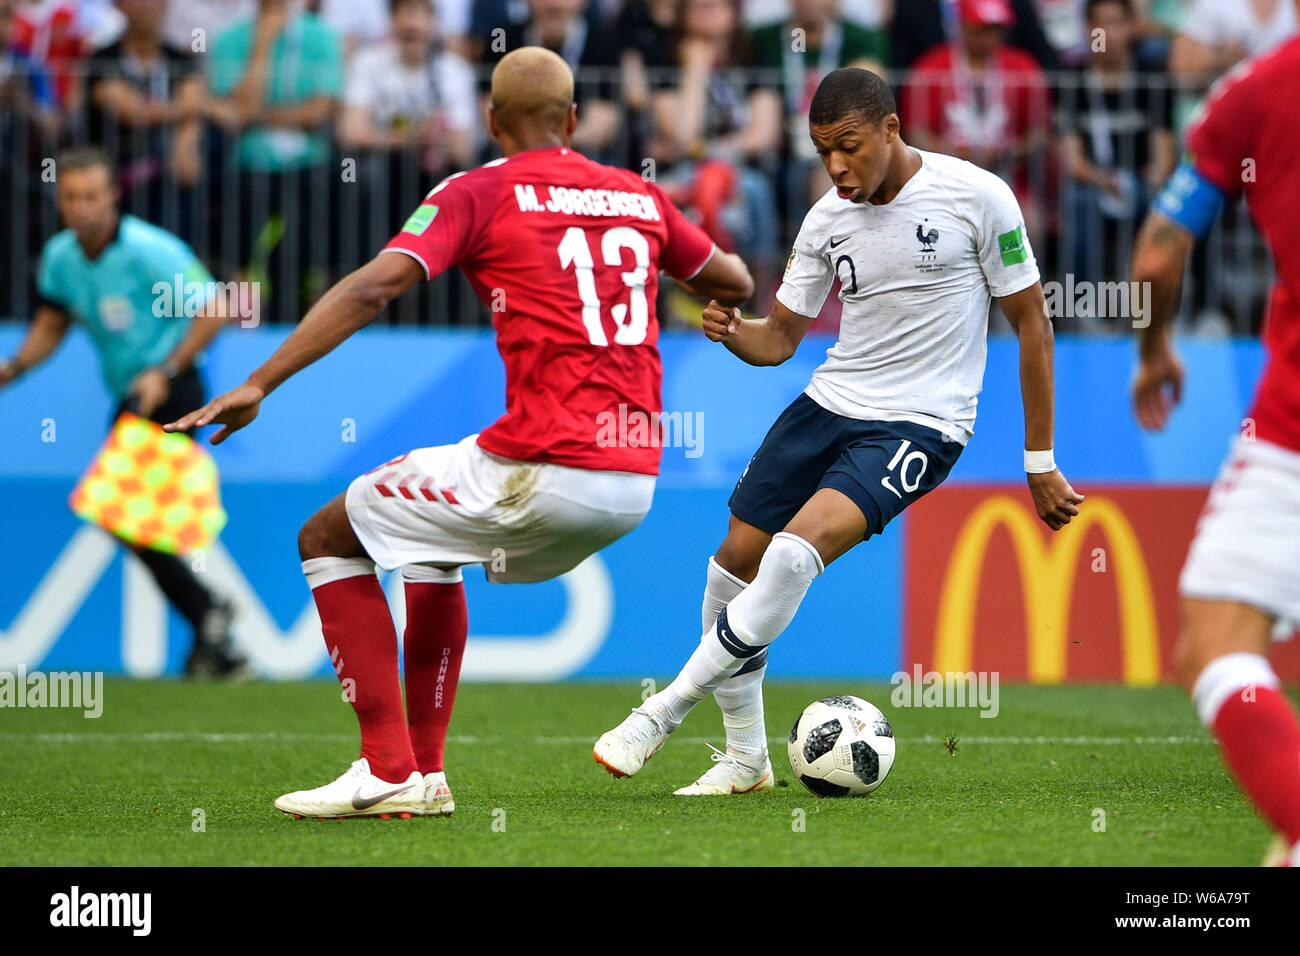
[557,225,651,346]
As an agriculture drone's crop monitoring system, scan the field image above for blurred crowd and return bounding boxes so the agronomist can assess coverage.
[0,0,1291,329]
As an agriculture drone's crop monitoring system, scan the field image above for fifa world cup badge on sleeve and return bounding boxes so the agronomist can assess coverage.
[401,205,439,235]
[998,226,1028,266]
[68,412,228,555]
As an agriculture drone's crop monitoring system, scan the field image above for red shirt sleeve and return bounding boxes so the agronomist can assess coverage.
[1185,62,1258,199]
[648,181,716,280]
[383,170,488,278]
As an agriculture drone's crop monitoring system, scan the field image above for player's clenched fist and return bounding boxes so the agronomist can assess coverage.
[164,382,266,445]
[701,300,742,342]
[1027,469,1085,532]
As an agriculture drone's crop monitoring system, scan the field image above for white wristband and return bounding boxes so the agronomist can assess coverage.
[1024,449,1056,474]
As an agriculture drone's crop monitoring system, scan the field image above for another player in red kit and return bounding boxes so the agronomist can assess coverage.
[1131,33,1300,865]
[167,47,753,819]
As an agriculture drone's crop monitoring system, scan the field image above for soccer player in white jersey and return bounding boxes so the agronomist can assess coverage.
[594,67,1085,792]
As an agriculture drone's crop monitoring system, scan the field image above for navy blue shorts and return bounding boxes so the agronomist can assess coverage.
[728,393,963,539]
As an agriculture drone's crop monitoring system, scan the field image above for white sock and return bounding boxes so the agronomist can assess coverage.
[1190,652,1280,727]
[715,661,768,760]
[701,555,747,631]
[402,563,463,584]
[699,555,769,761]
[302,556,376,589]
[649,533,822,729]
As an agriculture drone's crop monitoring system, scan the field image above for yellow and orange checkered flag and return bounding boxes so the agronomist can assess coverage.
[69,412,227,555]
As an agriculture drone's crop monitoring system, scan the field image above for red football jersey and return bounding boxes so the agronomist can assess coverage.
[901,44,1049,198]
[1185,37,1300,453]
[384,146,716,474]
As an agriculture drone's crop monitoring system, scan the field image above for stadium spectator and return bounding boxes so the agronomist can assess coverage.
[648,0,782,292]
[1059,0,1173,324]
[86,0,206,239]
[161,0,255,53]
[902,0,1051,240]
[11,0,87,115]
[0,0,57,141]
[317,0,473,58]
[748,0,888,213]
[479,0,621,158]
[207,0,343,320]
[891,0,1058,69]
[613,0,676,114]
[337,0,476,259]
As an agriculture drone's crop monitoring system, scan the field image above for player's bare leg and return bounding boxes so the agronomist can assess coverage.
[276,494,425,820]
[1178,598,1300,865]
[597,489,866,778]
[297,493,369,560]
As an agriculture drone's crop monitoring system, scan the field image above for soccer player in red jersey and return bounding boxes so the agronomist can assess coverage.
[167,47,753,819]
[1131,32,1300,865]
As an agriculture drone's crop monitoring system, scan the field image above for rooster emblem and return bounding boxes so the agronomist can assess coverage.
[916,222,939,252]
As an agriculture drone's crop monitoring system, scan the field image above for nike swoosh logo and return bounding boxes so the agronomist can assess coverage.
[351,781,415,810]
[829,236,850,248]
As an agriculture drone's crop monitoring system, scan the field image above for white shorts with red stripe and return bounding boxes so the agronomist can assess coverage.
[345,434,656,581]
[1180,436,1300,630]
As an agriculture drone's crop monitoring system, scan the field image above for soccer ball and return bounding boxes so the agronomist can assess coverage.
[788,696,896,797]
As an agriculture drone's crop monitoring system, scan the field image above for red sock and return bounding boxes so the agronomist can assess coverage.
[1213,686,1300,845]
[402,574,468,774]
[307,563,417,783]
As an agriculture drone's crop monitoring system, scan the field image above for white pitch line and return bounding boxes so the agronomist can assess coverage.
[911,734,1211,745]
[0,732,1212,745]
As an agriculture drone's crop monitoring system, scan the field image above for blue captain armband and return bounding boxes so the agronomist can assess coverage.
[1151,160,1226,240]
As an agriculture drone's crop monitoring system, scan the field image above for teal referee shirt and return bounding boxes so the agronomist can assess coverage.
[36,215,214,399]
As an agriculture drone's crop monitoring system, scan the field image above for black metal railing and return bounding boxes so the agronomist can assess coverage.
[0,63,1271,335]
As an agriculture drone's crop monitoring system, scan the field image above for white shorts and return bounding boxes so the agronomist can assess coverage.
[1179,437,1300,630]
[345,435,656,581]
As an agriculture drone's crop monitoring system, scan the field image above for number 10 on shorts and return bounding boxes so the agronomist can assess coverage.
[881,440,929,499]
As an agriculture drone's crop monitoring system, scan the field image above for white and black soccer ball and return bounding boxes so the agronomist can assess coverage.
[788,696,896,797]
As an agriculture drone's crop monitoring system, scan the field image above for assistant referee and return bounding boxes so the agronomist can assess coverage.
[0,148,250,678]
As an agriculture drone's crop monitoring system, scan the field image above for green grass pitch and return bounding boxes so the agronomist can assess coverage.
[0,680,1279,866]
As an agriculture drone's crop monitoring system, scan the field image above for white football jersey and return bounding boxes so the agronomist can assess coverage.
[776,149,1040,444]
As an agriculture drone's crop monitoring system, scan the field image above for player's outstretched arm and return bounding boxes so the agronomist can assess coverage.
[1130,210,1192,431]
[0,306,71,389]
[701,299,814,367]
[164,252,423,443]
[1000,283,1084,531]
[674,248,754,307]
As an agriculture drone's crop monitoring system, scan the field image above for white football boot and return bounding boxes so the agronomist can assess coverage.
[674,743,775,795]
[593,706,672,777]
[275,758,424,819]
[1261,834,1300,867]
[423,771,455,817]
